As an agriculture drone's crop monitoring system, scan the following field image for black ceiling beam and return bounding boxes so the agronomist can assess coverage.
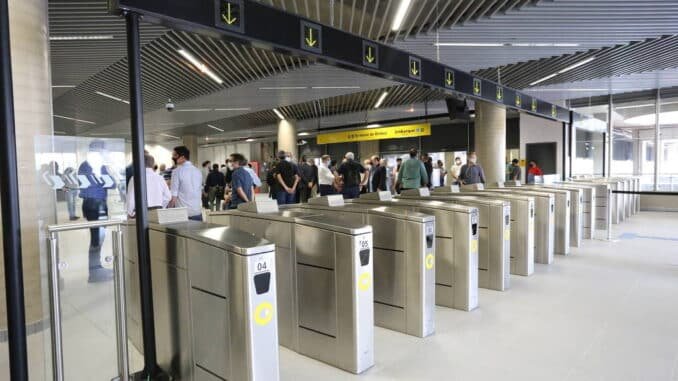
[109,0,574,122]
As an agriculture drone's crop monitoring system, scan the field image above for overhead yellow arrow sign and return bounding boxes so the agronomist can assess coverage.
[473,79,481,94]
[365,46,375,63]
[222,2,237,25]
[410,60,419,76]
[305,27,317,47]
[445,71,453,86]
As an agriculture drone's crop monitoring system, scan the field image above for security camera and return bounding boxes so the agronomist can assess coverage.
[165,99,175,112]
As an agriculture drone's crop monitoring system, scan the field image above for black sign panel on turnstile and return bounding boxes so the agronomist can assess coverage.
[110,0,574,122]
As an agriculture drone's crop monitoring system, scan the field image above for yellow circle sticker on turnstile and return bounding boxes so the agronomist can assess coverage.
[471,240,478,253]
[425,254,435,270]
[358,273,372,291]
[504,229,511,241]
[254,302,274,326]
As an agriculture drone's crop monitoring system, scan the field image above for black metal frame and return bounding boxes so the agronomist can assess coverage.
[0,0,29,379]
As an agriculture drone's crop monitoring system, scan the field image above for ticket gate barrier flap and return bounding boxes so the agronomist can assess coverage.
[503,186,570,255]
[147,221,279,381]
[569,181,612,233]
[284,200,435,338]
[351,194,479,311]
[293,215,374,374]
[208,206,375,374]
[553,183,597,240]
[423,191,535,277]
[398,190,510,291]
[533,185,584,247]
[208,207,323,352]
[468,188,555,265]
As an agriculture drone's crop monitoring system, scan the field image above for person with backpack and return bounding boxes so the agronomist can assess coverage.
[336,152,365,199]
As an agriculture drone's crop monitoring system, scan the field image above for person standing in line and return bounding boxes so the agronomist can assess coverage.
[450,157,463,185]
[394,157,403,193]
[527,160,544,184]
[421,153,433,188]
[225,153,254,209]
[244,162,262,189]
[380,158,393,193]
[361,158,372,193]
[397,148,429,192]
[371,155,387,192]
[204,163,226,211]
[337,152,365,199]
[509,159,522,181]
[273,151,300,205]
[201,160,211,209]
[79,140,115,282]
[62,166,80,221]
[311,159,319,198]
[127,153,171,218]
[297,155,315,203]
[459,152,486,185]
[168,146,203,221]
[318,155,335,196]
[437,159,447,187]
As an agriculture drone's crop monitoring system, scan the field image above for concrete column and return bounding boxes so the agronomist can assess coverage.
[182,134,198,162]
[1,0,55,377]
[475,100,506,185]
[277,119,298,159]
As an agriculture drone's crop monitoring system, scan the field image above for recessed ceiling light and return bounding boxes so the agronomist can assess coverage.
[50,35,114,41]
[207,124,224,132]
[259,86,307,90]
[177,49,224,85]
[391,0,412,31]
[53,114,96,125]
[529,56,596,86]
[311,86,362,90]
[272,108,286,120]
[374,91,389,109]
[95,91,130,104]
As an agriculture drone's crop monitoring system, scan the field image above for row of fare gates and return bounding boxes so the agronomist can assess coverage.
[122,177,640,381]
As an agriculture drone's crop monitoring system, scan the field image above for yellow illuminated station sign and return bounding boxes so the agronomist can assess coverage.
[301,21,322,53]
[317,123,431,144]
[516,94,522,107]
[362,41,379,68]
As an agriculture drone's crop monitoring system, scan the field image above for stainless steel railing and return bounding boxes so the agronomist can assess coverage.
[47,219,129,381]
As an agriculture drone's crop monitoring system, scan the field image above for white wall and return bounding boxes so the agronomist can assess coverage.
[198,142,254,166]
[519,113,563,182]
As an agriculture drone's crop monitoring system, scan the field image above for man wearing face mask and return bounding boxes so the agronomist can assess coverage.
[297,155,315,203]
[79,140,115,282]
[450,157,463,185]
[318,155,335,196]
[168,146,203,221]
[273,150,300,205]
[459,151,486,185]
[371,155,387,192]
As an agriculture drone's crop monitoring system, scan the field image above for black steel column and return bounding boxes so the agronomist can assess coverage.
[125,12,164,379]
[0,0,29,379]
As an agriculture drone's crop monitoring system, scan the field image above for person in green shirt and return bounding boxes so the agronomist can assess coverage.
[396,148,429,191]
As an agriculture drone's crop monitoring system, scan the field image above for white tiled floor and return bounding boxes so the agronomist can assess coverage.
[2,211,678,380]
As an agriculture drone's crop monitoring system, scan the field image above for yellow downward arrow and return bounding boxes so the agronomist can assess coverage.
[222,3,237,25]
[305,28,317,47]
[411,61,419,76]
[366,47,375,63]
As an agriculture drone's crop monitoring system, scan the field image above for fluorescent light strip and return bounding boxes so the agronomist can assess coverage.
[258,86,307,90]
[311,86,362,89]
[50,35,114,41]
[298,132,310,136]
[214,107,251,111]
[159,133,180,139]
[176,108,212,112]
[374,91,389,109]
[245,138,255,142]
[177,49,224,85]
[207,124,224,132]
[435,42,504,47]
[95,91,130,104]
[511,43,580,47]
[530,88,608,92]
[52,85,76,88]
[391,0,412,31]
[272,108,286,120]
[529,56,596,86]
[434,42,580,47]
[367,124,381,128]
[53,114,96,125]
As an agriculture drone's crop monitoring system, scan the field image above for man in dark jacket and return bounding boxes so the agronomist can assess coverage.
[337,152,365,199]
[422,153,433,188]
[205,164,226,211]
[370,155,387,192]
[297,155,315,203]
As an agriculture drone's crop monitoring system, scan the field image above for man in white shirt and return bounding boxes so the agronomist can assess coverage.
[244,163,262,188]
[168,146,203,221]
[450,156,463,185]
[318,155,336,196]
[127,154,171,217]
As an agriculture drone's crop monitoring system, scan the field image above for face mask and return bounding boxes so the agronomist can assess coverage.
[469,158,477,164]
[228,163,234,170]
[171,157,178,165]
[285,157,292,162]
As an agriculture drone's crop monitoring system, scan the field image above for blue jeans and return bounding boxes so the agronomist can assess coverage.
[276,190,296,205]
[189,214,203,222]
[342,185,360,200]
[319,184,334,196]
[65,189,78,218]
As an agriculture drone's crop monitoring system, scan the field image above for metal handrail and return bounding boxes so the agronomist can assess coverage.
[46,219,129,381]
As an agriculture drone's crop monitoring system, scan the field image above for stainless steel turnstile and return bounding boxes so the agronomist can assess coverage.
[399,188,510,291]
[147,221,279,381]
[350,192,480,312]
[553,183,597,239]
[208,202,375,374]
[431,188,535,277]
[283,195,435,338]
[464,188,555,265]
[570,181,612,234]
[533,185,584,247]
